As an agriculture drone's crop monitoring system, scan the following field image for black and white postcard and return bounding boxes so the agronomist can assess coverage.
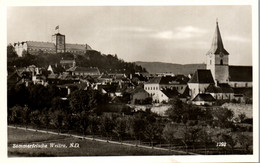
[1,0,259,163]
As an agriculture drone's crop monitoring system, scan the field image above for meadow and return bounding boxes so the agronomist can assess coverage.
[8,127,177,156]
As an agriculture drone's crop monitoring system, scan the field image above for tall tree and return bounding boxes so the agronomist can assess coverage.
[7,44,18,58]
[162,123,178,150]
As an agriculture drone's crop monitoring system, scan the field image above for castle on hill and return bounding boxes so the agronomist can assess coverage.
[13,32,94,57]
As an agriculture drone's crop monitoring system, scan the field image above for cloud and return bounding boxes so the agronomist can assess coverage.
[225,35,250,43]
[111,26,153,33]
[152,26,207,40]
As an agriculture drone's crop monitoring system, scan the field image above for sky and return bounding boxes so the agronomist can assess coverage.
[7,6,252,65]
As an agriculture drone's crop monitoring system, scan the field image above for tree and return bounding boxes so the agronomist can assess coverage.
[212,107,234,128]
[100,113,115,141]
[51,110,65,133]
[238,113,247,123]
[128,112,147,145]
[8,105,23,125]
[237,133,253,153]
[113,116,127,142]
[188,126,201,150]
[88,114,100,139]
[143,122,161,147]
[21,105,30,129]
[7,44,18,58]
[69,88,97,113]
[221,133,237,154]
[28,84,50,111]
[69,88,99,135]
[199,127,212,154]
[162,123,178,150]
[8,84,29,108]
[29,110,41,129]
[166,98,186,123]
[40,108,50,130]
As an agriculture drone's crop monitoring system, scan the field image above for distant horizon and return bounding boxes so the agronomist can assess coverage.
[135,61,252,66]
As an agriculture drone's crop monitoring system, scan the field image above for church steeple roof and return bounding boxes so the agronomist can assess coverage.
[207,20,229,55]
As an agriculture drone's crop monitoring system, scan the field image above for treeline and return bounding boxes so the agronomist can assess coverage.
[7,44,146,74]
[8,84,253,154]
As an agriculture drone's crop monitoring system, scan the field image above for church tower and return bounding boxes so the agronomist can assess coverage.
[206,20,229,84]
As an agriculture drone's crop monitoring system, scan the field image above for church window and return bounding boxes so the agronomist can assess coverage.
[210,60,212,65]
[220,59,223,65]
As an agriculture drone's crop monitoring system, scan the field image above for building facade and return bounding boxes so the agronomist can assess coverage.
[14,32,93,57]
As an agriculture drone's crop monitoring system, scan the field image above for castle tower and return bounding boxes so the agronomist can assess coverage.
[206,20,229,84]
[52,33,66,53]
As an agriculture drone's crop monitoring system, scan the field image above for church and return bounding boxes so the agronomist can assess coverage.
[13,32,93,57]
[188,20,252,104]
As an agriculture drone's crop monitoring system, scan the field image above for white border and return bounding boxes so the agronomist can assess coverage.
[0,0,258,163]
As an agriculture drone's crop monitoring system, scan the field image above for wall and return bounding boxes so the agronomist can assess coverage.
[188,83,210,99]
[229,81,253,88]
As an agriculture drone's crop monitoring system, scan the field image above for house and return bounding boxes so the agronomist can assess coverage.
[47,64,65,74]
[67,66,101,76]
[192,94,216,106]
[131,73,148,85]
[161,88,179,103]
[7,71,22,88]
[188,69,215,100]
[32,74,47,85]
[205,83,234,100]
[98,83,118,97]
[178,85,190,102]
[144,75,190,103]
[98,73,114,84]
[130,87,150,104]
[60,58,76,69]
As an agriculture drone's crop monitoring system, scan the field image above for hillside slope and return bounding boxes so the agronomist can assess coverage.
[135,61,206,75]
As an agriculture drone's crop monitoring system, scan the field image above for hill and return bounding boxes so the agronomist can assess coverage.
[7,44,147,74]
[135,61,206,75]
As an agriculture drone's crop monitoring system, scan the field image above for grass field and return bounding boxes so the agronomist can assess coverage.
[8,127,176,156]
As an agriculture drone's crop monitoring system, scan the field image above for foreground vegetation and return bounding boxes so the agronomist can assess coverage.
[8,127,175,156]
[8,83,253,155]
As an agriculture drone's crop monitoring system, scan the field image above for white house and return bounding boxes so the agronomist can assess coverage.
[188,69,215,100]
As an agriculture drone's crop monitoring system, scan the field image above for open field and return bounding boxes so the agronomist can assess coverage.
[8,127,177,156]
